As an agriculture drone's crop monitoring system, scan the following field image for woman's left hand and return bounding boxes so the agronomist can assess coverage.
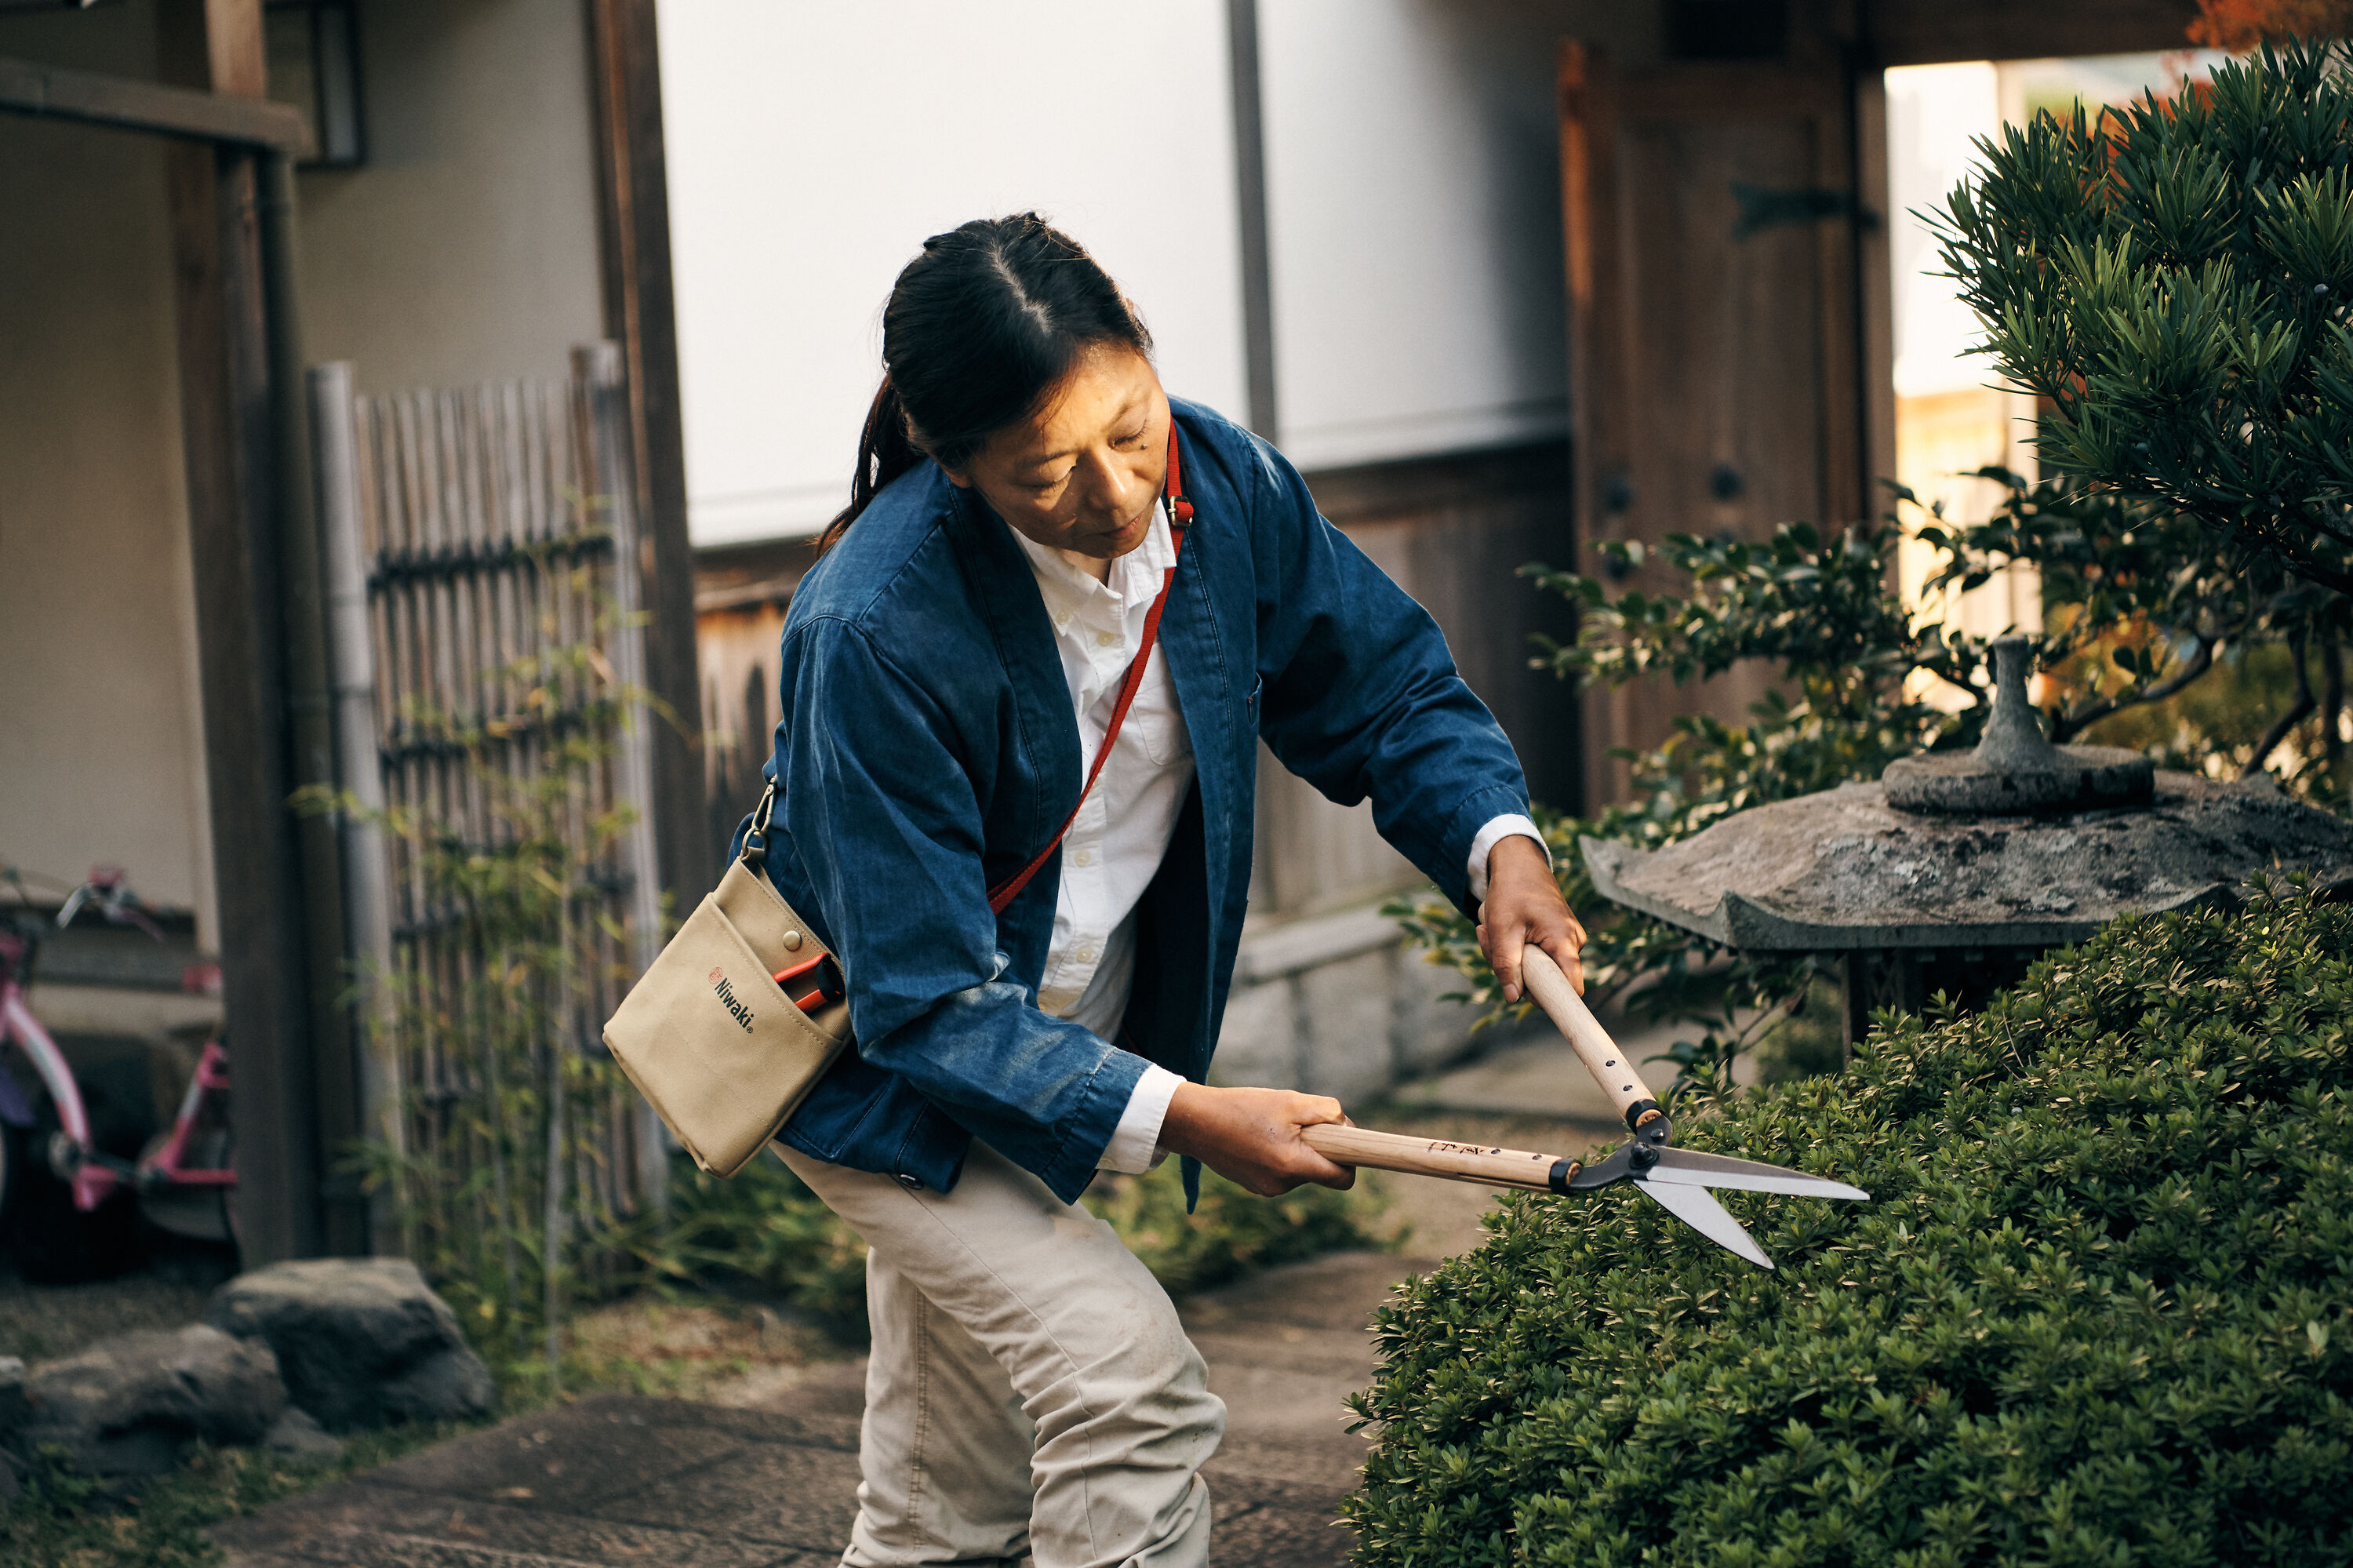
[1477,835,1587,1002]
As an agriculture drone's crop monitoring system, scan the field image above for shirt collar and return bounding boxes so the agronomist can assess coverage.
[1008,499,1176,624]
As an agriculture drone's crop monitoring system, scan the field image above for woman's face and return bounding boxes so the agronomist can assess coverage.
[941,344,1169,562]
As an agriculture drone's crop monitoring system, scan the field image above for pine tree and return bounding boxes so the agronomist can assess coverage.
[1935,41,2353,601]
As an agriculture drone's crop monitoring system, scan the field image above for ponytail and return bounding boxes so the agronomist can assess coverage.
[818,213,1152,555]
[819,376,922,553]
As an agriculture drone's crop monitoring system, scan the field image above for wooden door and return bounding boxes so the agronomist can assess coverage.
[1560,42,1890,809]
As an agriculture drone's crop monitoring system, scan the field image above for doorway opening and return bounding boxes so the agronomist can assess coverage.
[1882,49,2234,682]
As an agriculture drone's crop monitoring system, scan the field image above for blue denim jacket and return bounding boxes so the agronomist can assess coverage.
[736,398,1531,1202]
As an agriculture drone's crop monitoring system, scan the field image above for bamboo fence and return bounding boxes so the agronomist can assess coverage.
[315,346,665,1286]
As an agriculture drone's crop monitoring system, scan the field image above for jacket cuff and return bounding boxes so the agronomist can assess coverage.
[1036,1046,1152,1202]
[1466,814,1550,906]
[1439,784,1536,914]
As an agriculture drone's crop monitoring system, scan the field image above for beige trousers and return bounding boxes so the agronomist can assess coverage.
[776,1141,1225,1568]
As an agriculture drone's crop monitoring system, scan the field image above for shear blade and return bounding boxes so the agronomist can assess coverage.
[1636,1179,1774,1270]
[1642,1147,1871,1202]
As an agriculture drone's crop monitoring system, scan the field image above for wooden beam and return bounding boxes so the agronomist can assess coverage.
[1864,0,2199,68]
[0,54,311,151]
[586,0,715,918]
[203,0,266,100]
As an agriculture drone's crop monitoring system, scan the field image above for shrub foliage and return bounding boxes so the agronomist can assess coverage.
[1347,882,2353,1566]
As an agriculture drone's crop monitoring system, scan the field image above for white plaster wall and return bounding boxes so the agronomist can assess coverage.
[296,0,609,391]
[656,0,1249,546]
[0,2,217,937]
[1255,0,1613,471]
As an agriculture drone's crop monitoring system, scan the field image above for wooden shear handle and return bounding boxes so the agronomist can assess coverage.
[1518,945,1660,1127]
[1300,1123,1566,1191]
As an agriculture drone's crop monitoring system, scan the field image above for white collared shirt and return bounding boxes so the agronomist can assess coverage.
[1009,502,1544,1173]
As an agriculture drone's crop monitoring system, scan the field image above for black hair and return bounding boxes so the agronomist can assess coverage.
[820,213,1152,551]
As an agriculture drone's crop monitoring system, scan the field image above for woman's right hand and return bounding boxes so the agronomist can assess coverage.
[1157,1082,1356,1195]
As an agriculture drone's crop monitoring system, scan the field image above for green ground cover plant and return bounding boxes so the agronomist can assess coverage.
[0,1420,473,1568]
[1347,880,2352,1566]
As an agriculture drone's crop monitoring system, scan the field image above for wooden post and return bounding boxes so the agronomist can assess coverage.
[260,147,366,1257]
[584,0,711,925]
[161,0,359,1261]
[166,136,323,1265]
[201,0,267,99]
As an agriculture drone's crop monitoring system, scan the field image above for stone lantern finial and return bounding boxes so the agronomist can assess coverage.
[1880,636,2155,814]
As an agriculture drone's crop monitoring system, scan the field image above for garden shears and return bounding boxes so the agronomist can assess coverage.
[1302,948,1867,1269]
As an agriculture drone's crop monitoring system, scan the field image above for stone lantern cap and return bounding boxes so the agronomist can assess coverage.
[1584,631,2353,951]
[1582,775,2353,954]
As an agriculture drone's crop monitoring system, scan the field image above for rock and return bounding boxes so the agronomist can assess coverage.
[379,1339,497,1425]
[262,1404,344,1463]
[209,1258,495,1432]
[19,1326,285,1478]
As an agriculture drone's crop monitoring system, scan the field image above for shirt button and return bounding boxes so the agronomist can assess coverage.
[1071,848,1093,867]
[896,1173,922,1191]
[1095,630,1119,648]
[1075,945,1098,965]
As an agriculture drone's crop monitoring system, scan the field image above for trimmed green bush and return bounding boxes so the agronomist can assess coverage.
[1347,882,2353,1566]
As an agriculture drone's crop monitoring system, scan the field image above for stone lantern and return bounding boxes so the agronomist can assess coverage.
[1583,638,2353,1047]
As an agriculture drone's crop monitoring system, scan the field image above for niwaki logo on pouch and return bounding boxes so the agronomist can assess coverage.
[707,966,755,1031]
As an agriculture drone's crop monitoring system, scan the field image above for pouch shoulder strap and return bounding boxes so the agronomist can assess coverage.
[985,418,1195,917]
[751,419,1197,916]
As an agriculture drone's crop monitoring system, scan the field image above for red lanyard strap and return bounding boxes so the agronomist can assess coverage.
[986,420,1191,917]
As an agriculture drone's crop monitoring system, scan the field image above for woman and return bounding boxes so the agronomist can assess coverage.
[743,214,1584,1568]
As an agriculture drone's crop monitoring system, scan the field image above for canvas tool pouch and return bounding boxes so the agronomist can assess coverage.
[602,779,849,1177]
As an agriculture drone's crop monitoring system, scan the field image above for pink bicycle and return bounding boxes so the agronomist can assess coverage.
[0,866,235,1281]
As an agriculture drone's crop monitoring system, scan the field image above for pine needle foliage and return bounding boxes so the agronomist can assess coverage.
[1346,881,2353,1566]
[1934,40,2353,601]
